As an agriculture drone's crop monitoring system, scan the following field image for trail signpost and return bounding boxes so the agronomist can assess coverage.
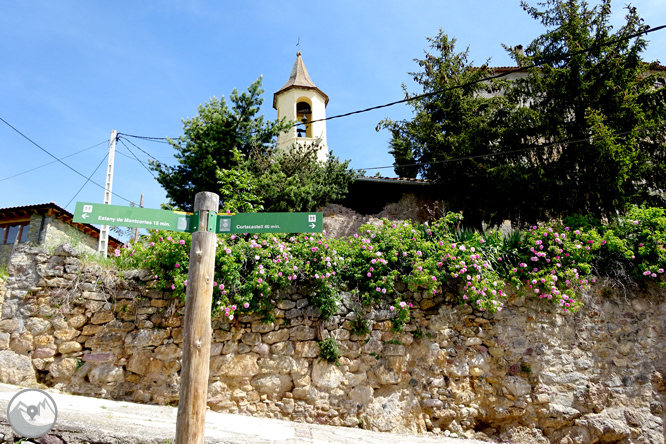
[73,202,323,235]
[73,196,322,444]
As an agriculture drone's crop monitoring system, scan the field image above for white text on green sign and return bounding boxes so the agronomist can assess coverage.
[217,213,322,234]
[73,202,194,232]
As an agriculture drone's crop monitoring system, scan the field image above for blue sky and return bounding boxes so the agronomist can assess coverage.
[1,0,664,216]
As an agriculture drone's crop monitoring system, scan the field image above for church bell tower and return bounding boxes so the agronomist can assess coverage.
[273,52,329,161]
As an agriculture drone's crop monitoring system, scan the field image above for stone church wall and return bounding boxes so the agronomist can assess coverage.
[1,244,664,444]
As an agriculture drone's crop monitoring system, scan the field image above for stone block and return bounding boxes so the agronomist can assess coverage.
[154,343,181,361]
[33,334,55,348]
[49,357,79,381]
[82,352,114,363]
[263,329,289,345]
[0,319,18,333]
[83,291,107,301]
[0,350,37,385]
[25,317,52,335]
[251,322,274,333]
[241,332,261,346]
[210,354,259,377]
[350,385,374,406]
[10,333,34,354]
[89,363,124,385]
[84,331,125,349]
[295,341,319,358]
[125,329,169,347]
[54,328,79,341]
[127,350,154,376]
[81,325,105,336]
[67,314,88,329]
[290,326,315,341]
[0,332,9,350]
[91,311,115,324]
[59,341,82,354]
[251,374,293,399]
[312,359,344,390]
[271,341,294,356]
[32,347,56,359]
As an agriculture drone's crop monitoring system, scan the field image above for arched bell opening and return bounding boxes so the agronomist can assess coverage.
[296,99,313,138]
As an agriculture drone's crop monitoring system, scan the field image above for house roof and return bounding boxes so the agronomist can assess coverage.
[0,202,122,250]
[488,62,666,73]
[273,52,329,109]
[356,176,431,186]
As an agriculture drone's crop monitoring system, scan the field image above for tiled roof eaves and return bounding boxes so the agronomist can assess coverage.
[0,202,122,247]
[356,176,431,186]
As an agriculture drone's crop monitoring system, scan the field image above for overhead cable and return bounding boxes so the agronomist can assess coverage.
[118,138,156,177]
[65,153,109,209]
[300,24,666,127]
[0,117,132,203]
[355,123,666,172]
[0,139,109,182]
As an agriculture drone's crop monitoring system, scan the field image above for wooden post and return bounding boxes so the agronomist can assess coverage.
[176,191,219,444]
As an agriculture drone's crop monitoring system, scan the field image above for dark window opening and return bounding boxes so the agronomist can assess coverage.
[1,223,30,245]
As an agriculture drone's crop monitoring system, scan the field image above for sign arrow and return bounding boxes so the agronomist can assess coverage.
[309,223,315,229]
[81,213,90,220]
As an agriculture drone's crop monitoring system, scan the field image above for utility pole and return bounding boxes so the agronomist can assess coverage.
[133,194,144,243]
[176,191,218,444]
[98,130,117,257]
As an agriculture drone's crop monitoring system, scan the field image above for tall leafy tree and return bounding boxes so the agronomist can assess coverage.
[250,144,358,213]
[503,0,666,222]
[150,77,291,211]
[379,33,512,228]
[151,77,358,212]
[384,0,666,226]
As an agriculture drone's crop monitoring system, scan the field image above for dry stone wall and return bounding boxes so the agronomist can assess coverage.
[1,243,665,444]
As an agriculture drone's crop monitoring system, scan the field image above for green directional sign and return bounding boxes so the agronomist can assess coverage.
[217,212,322,234]
[73,202,195,232]
[73,202,322,234]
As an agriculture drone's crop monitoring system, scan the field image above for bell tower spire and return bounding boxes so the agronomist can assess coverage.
[273,52,329,161]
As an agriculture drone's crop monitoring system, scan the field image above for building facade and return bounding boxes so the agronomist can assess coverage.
[0,203,121,265]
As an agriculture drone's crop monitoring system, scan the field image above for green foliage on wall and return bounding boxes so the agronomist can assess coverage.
[113,207,665,330]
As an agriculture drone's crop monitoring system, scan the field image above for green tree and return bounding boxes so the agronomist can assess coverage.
[250,144,359,212]
[503,0,666,222]
[384,0,666,226]
[150,77,291,211]
[151,77,358,212]
[379,32,512,228]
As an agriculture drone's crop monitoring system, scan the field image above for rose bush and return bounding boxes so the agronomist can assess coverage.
[115,207,666,328]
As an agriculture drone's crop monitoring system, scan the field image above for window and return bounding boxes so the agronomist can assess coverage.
[1,223,30,245]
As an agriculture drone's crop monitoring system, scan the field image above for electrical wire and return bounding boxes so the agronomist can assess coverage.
[65,153,109,209]
[0,140,109,182]
[354,123,666,172]
[299,24,666,127]
[0,117,133,203]
[118,138,156,177]
[118,135,161,161]
[117,132,172,144]
[113,25,665,146]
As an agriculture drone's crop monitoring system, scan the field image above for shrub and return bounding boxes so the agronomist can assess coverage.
[318,337,342,366]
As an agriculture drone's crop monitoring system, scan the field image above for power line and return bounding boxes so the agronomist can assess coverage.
[65,153,109,209]
[117,132,173,144]
[0,117,132,203]
[0,139,109,182]
[118,135,160,160]
[355,124,666,172]
[300,24,666,127]
[116,24,665,150]
[118,138,155,177]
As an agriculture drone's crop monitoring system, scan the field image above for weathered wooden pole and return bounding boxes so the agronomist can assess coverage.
[176,191,219,444]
